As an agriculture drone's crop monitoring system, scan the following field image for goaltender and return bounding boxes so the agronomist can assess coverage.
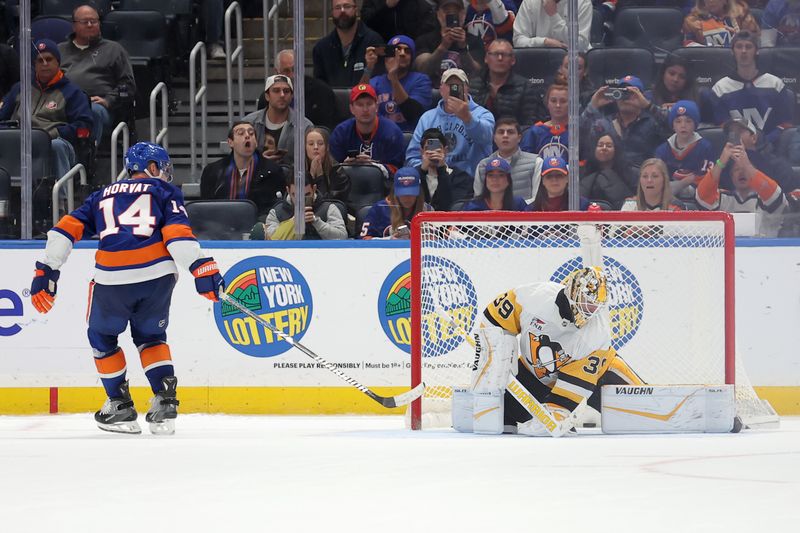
[453,266,644,436]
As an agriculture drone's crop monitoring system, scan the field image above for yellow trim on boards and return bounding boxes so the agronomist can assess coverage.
[0,386,798,416]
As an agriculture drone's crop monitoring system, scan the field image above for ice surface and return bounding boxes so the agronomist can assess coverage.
[1,414,798,532]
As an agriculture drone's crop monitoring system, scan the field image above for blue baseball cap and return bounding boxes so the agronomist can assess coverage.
[485,157,511,175]
[619,75,644,92]
[394,167,421,196]
[542,156,568,176]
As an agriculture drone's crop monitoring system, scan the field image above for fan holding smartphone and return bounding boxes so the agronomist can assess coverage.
[413,0,484,82]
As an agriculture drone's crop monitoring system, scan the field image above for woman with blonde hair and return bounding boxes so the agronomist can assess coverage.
[683,0,760,47]
[621,159,683,211]
[305,127,350,203]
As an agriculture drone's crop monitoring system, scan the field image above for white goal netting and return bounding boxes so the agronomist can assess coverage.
[409,212,778,430]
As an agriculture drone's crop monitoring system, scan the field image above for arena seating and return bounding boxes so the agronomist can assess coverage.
[585,47,655,89]
[612,7,685,56]
[185,199,257,240]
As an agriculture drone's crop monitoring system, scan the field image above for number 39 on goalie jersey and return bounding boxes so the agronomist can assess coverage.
[482,282,615,412]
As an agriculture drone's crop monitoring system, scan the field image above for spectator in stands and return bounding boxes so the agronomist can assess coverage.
[761,0,800,46]
[521,83,571,160]
[528,156,589,211]
[313,0,384,87]
[365,35,432,132]
[258,173,348,240]
[273,49,340,131]
[414,0,486,85]
[199,121,285,219]
[0,43,19,101]
[360,0,437,41]
[465,0,518,47]
[647,55,697,111]
[696,137,787,235]
[202,0,227,59]
[582,75,672,170]
[359,166,432,239]
[708,30,794,146]
[0,40,93,180]
[621,158,683,211]
[406,68,495,176]
[306,127,351,204]
[329,83,406,172]
[553,51,593,110]
[413,127,474,210]
[654,100,715,200]
[513,0,593,51]
[719,117,797,191]
[580,134,637,210]
[469,39,544,128]
[683,0,760,47]
[243,75,312,165]
[58,4,136,143]
[474,117,542,200]
[465,156,529,210]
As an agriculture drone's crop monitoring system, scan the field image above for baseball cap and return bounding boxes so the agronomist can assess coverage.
[393,167,421,196]
[264,74,293,92]
[668,100,700,126]
[388,35,416,59]
[350,83,377,103]
[441,68,469,85]
[619,75,644,92]
[726,117,758,135]
[485,157,511,175]
[33,39,60,64]
[542,156,568,176]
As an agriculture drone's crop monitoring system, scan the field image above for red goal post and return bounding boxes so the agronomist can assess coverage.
[409,211,747,430]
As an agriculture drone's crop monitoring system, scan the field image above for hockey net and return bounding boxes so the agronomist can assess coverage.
[409,211,778,430]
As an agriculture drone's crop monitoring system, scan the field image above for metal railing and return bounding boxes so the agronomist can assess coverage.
[225,1,244,127]
[52,164,87,224]
[110,121,130,182]
[263,0,289,72]
[149,82,169,148]
[189,41,208,179]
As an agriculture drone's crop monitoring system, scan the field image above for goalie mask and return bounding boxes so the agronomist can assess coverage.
[562,267,608,328]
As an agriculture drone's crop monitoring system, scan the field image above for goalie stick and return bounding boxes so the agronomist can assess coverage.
[432,302,568,436]
[219,291,425,409]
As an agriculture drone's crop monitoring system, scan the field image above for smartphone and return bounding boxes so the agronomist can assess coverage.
[304,193,314,206]
[383,44,396,58]
[727,131,742,145]
[449,83,462,100]
[446,14,459,28]
[425,138,442,151]
[394,225,410,237]
[346,149,361,159]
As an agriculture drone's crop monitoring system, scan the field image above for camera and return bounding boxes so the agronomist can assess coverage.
[445,14,459,28]
[449,83,462,99]
[603,87,630,101]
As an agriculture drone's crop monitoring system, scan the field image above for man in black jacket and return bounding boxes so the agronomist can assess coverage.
[414,128,473,210]
[313,0,384,87]
[360,0,438,41]
[199,121,285,219]
[469,39,544,128]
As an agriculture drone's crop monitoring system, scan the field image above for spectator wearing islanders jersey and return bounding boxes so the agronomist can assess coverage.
[683,0,760,47]
[654,100,715,200]
[29,142,223,435]
[761,0,800,46]
[521,83,570,160]
[367,35,432,132]
[329,83,407,172]
[465,0,517,47]
[708,30,794,146]
[359,166,432,239]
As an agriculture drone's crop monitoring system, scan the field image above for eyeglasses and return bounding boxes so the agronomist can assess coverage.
[73,18,100,26]
[333,4,356,12]
[486,51,512,59]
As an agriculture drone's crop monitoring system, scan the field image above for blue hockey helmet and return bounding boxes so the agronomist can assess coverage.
[124,142,173,182]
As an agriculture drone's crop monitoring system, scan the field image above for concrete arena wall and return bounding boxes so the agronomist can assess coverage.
[0,239,798,415]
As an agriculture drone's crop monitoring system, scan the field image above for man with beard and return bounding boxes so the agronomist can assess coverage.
[58,4,136,142]
[199,121,285,219]
[242,75,312,165]
[365,35,432,132]
[313,0,383,87]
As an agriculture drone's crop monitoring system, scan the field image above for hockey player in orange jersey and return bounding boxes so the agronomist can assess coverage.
[30,142,223,435]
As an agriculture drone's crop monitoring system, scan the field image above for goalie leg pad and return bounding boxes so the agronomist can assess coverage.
[470,326,518,394]
[472,390,504,435]
[451,388,474,433]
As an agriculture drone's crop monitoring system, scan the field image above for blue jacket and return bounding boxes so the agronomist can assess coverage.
[370,71,432,132]
[405,97,495,176]
[329,117,406,170]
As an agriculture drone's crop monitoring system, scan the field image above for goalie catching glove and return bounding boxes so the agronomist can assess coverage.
[30,261,60,314]
[190,257,224,302]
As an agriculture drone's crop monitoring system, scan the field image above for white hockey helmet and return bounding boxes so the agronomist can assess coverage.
[562,266,608,328]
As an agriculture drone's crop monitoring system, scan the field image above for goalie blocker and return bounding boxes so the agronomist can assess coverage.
[601,385,739,434]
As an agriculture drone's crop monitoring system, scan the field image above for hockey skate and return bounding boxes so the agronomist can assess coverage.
[94,381,141,434]
[146,376,179,435]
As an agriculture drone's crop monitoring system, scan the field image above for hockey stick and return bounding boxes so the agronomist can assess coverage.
[431,302,567,436]
[219,291,425,408]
